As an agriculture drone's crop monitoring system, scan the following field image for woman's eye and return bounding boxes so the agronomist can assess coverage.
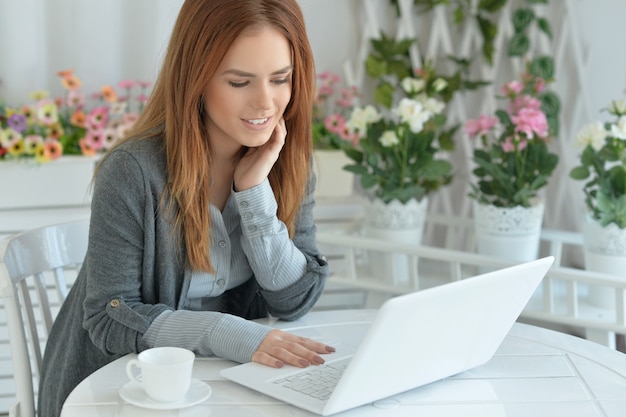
[229,81,249,88]
[273,78,290,85]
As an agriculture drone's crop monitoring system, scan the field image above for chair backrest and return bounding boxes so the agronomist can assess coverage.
[0,219,89,417]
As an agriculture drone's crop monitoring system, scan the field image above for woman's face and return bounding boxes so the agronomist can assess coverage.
[204,26,293,154]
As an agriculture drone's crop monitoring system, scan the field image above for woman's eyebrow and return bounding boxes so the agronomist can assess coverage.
[222,65,293,77]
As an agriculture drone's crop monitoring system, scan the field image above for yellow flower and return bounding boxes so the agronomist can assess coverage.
[23,135,44,155]
[34,143,49,163]
[0,128,22,147]
[7,139,25,157]
[36,99,59,125]
[29,90,50,101]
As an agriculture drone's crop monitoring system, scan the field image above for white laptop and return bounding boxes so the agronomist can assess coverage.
[221,256,554,416]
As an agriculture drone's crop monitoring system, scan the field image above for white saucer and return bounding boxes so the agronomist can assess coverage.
[119,378,212,410]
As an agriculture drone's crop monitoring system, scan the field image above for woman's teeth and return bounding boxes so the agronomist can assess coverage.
[247,118,268,125]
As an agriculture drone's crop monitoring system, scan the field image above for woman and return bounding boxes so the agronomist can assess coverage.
[38,0,333,415]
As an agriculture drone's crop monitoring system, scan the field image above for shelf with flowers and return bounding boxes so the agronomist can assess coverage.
[570,97,626,308]
[466,69,559,263]
[312,71,361,199]
[0,70,151,211]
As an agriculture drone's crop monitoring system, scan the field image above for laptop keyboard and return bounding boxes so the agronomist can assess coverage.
[273,359,350,400]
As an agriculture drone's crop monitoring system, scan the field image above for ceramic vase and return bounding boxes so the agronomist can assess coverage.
[473,200,545,263]
[365,197,429,287]
[312,150,354,199]
[582,216,626,309]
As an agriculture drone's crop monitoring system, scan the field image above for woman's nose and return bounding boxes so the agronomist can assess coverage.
[251,84,272,110]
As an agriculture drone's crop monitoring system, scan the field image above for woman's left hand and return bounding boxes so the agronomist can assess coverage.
[234,118,286,191]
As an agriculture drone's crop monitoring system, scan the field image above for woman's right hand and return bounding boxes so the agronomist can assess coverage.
[252,329,336,368]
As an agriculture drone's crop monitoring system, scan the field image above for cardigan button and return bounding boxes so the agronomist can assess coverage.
[110,299,120,308]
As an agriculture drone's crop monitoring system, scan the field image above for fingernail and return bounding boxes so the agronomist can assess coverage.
[299,359,310,367]
[326,346,336,353]
[314,356,325,365]
[275,360,284,368]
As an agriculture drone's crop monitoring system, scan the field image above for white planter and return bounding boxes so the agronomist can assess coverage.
[473,201,544,263]
[312,150,354,199]
[365,197,429,286]
[583,216,626,309]
[1,156,98,210]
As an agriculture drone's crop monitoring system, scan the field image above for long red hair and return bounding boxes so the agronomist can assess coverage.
[100,0,315,272]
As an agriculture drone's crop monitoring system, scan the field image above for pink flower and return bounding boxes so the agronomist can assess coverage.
[324,114,346,135]
[316,85,333,100]
[117,79,136,90]
[501,136,528,153]
[318,71,340,85]
[123,112,139,126]
[86,107,109,130]
[508,95,542,115]
[67,90,85,108]
[501,80,524,96]
[534,78,545,94]
[511,108,548,138]
[464,114,498,139]
[84,129,105,150]
[339,125,360,145]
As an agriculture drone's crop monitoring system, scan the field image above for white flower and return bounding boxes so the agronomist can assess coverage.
[575,122,606,151]
[347,105,381,139]
[379,130,400,147]
[610,115,626,139]
[432,77,448,93]
[400,77,426,95]
[393,97,430,134]
[608,99,626,116]
[346,105,382,138]
[420,96,445,115]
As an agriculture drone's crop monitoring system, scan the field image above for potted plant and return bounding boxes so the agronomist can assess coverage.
[466,70,559,262]
[570,97,626,308]
[311,70,361,199]
[341,59,457,285]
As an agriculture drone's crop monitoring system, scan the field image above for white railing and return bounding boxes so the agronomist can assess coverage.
[316,214,626,349]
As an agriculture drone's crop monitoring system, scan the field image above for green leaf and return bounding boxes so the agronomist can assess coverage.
[508,33,530,56]
[453,4,465,24]
[360,174,379,190]
[478,0,507,13]
[570,166,590,180]
[537,17,553,39]
[512,8,534,33]
[539,91,560,116]
[374,81,395,109]
[365,55,387,79]
[525,0,548,4]
[529,56,555,80]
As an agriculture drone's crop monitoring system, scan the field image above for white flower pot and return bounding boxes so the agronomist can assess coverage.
[1,156,98,210]
[473,201,544,263]
[312,150,354,199]
[365,197,429,286]
[583,216,626,309]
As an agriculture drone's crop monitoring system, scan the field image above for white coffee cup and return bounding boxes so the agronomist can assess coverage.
[126,347,195,402]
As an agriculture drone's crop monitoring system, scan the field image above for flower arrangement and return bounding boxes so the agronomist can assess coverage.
[0,69,151,163]
[465,71,559,208]
[570,98,626,228]
[342,63,456,204]
[312,70,361,150]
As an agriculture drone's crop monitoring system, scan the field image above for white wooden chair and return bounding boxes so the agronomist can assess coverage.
[0,219,89,417]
